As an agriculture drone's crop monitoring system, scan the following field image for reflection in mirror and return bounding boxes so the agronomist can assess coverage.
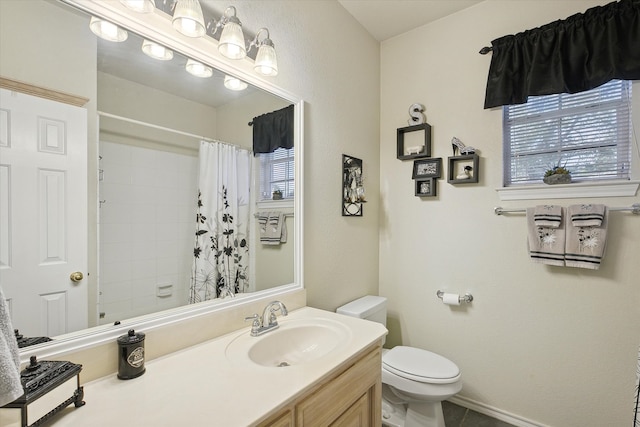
[0,0,299,350]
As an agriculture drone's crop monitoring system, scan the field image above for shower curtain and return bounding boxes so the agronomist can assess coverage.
[189,141,251,303]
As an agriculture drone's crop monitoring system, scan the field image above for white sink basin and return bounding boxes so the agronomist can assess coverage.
[226,318,352,367]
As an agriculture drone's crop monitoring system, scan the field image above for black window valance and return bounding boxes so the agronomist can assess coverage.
[251,104,294,154]
[483,0,640,109]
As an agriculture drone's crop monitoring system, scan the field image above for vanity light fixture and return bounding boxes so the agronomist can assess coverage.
[89,16,128,42]
[120,0,156,13]
[211,6,246,60]
[249,28,278,77]
[185,59,213,78]
[172,0,206,38]
[142,40,174,60]
[223,75,248,91]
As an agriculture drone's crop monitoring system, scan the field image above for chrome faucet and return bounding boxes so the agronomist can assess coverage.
[244,301,288,337]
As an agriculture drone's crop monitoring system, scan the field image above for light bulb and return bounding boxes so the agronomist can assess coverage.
[89,16,128,42]
[224,75,248,91]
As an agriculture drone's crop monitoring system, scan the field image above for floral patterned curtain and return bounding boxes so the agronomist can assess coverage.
[189,141,250,303]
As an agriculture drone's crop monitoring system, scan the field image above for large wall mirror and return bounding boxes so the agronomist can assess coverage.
[0,0,303,357]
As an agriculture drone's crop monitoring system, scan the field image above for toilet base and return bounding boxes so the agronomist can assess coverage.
[381,388,446,427]
[381,400,406,427]
[405,401,446,427]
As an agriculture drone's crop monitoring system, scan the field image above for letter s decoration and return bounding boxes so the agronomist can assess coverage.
[408,103,426,125]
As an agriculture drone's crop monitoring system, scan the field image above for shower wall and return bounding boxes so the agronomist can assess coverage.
[98,140,198,325]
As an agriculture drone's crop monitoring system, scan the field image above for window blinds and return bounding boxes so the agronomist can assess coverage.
[503,80,632,185]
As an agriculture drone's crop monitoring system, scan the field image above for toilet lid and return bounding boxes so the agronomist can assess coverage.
[382,346,460,384]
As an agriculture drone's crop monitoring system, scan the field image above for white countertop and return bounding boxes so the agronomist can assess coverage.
[42,307,387,426]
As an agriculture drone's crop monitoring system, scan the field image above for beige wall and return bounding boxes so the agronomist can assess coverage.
[379,1,640,426]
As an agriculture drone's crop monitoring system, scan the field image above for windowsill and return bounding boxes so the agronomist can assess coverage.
[257,199,295,210]
[496,180,640,201]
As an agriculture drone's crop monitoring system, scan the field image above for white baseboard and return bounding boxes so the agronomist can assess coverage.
[448,395,549,427]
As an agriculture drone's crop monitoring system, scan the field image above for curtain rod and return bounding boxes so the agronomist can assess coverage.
[494,204,640,215]
[479,46,493,55]
[98,111,251,152]
[98,111,217,142]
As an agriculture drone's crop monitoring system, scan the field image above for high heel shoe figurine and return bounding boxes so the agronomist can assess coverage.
[451,137,476,156]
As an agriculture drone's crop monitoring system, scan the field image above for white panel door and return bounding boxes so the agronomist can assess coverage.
[0,88,87,337]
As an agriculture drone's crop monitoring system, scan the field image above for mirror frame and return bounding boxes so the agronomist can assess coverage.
[19,0,304,361]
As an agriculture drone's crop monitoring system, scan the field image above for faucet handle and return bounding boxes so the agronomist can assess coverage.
[244,313,261,328]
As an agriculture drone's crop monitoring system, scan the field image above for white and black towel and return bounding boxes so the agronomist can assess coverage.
[527,207,565,266]
[565,205,608,270]
[258,211,287,245]
[0,286,23,407]
[568,203,606,227]
[533,205,563,228]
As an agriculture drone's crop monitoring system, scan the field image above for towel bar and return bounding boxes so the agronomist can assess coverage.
[436,290,473,304]
[494,203,640,215]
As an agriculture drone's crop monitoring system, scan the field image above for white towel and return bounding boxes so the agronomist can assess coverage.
[527,208,565,266]
[533,205,562,228]
[565,207,608,270]
[0,286,23,407]
[568,203,605,227]
[258,211,287,245]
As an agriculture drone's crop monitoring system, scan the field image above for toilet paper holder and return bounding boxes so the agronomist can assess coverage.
[436,290,473,304]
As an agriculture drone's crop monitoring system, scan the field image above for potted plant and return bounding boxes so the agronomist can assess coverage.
[272,187,283,200]
[543,160,572,185]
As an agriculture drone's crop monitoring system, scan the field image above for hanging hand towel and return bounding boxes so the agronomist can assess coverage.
[258,211,286,245]
[0,286,23,407]
[565,206,608,270]
[568,203,605,227]
[526,208,565,266]
[533,205,562,228]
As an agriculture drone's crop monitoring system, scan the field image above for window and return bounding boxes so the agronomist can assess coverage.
[503,80,632,186]
[258,147,294,201]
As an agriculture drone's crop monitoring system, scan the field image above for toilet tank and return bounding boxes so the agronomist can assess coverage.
[336,295,387,326]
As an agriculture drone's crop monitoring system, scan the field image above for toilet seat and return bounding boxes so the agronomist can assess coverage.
[382,346,460,384]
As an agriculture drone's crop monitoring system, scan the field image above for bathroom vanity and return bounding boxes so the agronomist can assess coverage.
[31,307,386,426]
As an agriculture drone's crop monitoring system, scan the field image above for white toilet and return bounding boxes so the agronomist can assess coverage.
[337,295,462,427]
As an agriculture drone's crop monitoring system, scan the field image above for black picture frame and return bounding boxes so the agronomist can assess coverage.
[447,154,479,184]
[397,123,432,160]
[415,178,437,197]
[342,154,364,216]
[412,157,442,179]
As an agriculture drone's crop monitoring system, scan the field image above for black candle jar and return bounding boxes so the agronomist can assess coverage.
[117,329,146,379]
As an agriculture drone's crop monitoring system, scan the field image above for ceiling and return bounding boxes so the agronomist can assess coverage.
[337,0,484,41]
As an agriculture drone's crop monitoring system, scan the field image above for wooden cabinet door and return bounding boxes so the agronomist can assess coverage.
[296,348,380,426]
[330,392,370,427]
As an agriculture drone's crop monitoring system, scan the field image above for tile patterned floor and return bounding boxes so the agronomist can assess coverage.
[443,401,517,427]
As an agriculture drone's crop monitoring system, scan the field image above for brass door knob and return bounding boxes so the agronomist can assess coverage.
[70,272,84,282]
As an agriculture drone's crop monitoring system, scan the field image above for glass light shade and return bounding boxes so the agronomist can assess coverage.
[120,0,155,13]
[172,0,205,38]
[89,16,128,42]
[142,40,173,61]
[218,21,246,59]
[224,75,248,91]
[185,59,213,78]
[254,43,278,76]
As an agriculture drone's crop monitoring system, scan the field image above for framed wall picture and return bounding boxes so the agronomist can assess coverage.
[415,178,437,197]
[412,158,442,179]
[342,154,364,216]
